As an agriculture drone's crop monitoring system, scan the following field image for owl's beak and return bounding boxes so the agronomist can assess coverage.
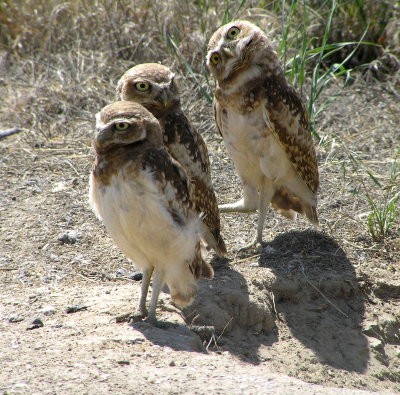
[221,47,234,58]
[95,127,111,146]
[158,90,168,106]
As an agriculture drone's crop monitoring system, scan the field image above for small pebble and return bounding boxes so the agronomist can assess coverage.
[27,318,44,330]
[49,254,60,262]
[9,315,24,323]
[0,127,21,139]
[41,306,56,316]
[115,269,127,277]
[169,360,176,367]
[58,230,80,245]
[128,271,143,281]
[117,360,130,365]
[66,305,89,314]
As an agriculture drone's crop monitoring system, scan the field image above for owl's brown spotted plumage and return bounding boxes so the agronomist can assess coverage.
[116,63,226,256]
[207,21,319,250]
[89,101,213,324]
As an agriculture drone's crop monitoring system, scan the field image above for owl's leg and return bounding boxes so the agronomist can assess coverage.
[239,178,274,252]
[145,269,165,325]
[138,267,153,317]
[219,184,258,213]
[115,267,154,324]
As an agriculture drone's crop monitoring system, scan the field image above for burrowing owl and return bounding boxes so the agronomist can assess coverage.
[207,21,319,250]
[116,63,227,256]
[89,101,213,324]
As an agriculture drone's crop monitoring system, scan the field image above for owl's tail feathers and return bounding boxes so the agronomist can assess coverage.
[169,243,214,308]
[271,187,319,225]
[215,233,228,257]
[304,204,319,226]
[190,243,214,280]
[201,260,214,279]
[200,222,228,257]
[271,187,303,220]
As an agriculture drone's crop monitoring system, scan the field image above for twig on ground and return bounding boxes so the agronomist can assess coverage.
[0,128,22,139]
[76,272,97,283]
[270,291,283,322]
[301,264,349,318]
[231,253,262,265]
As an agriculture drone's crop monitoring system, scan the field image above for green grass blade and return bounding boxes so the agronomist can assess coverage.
[166,34,213,105]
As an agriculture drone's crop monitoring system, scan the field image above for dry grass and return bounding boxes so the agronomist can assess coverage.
[0,0,398,264]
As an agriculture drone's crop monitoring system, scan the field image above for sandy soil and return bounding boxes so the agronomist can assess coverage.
[1,54,399,394]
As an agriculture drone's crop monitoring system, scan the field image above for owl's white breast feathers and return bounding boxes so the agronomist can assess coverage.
[223,66,262,95]
[220,102,316,205]
[89,165,202,272]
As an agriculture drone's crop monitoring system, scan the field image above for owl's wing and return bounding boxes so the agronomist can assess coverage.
[164,111,227,256]
[262,78,319,194]
[141,147,194,220]
[164,111,211,182]
[141,148,214,278]
[190,176,227,256]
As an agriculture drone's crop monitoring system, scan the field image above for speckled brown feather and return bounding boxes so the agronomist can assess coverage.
[162,111,227,255]
[263,78,319,195]
[208,20,319,225]
[92,103,212,280]
[116,64,227,256]
[163,111,211,181]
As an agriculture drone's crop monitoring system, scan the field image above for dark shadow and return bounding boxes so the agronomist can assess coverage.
[257,229,369,372]
[129,320,207,353]
[182,260,280,363]
[126,253,280,360]
[126,229,369,372]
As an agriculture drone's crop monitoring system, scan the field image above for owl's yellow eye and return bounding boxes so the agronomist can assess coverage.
[210,53,220,65]
[135,82,150,91]
[115,122,129,131]
[227,26,240,39]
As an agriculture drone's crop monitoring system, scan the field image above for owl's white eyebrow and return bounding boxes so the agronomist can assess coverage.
[97,119,130,131]
[111,119,131,125]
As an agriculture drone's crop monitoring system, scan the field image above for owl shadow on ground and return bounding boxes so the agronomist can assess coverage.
[128,229,369,372]
[128,254,278,357]
[181,257,280,361]
[253,229,369,372]
[129,320,208,353]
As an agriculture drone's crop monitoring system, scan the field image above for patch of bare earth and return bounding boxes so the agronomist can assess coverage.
[1,48,399,395]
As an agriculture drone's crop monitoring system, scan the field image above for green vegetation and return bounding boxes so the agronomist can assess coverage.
[365,152,400,241]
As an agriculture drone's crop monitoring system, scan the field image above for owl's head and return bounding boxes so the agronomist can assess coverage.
[116,63,180,116]
[94,101,163,151]
[206,20,280,84]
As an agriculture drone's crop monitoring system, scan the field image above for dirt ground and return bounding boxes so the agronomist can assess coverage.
[1,38,400,395]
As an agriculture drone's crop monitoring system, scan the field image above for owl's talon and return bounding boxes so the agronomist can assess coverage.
[238,238,266,253]
[144,315,159,326]
[128,313,147,323]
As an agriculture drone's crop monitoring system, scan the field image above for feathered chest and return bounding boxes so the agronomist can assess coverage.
[215,81,264,114]
[217,91,271,157]
[90,160,161,225]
